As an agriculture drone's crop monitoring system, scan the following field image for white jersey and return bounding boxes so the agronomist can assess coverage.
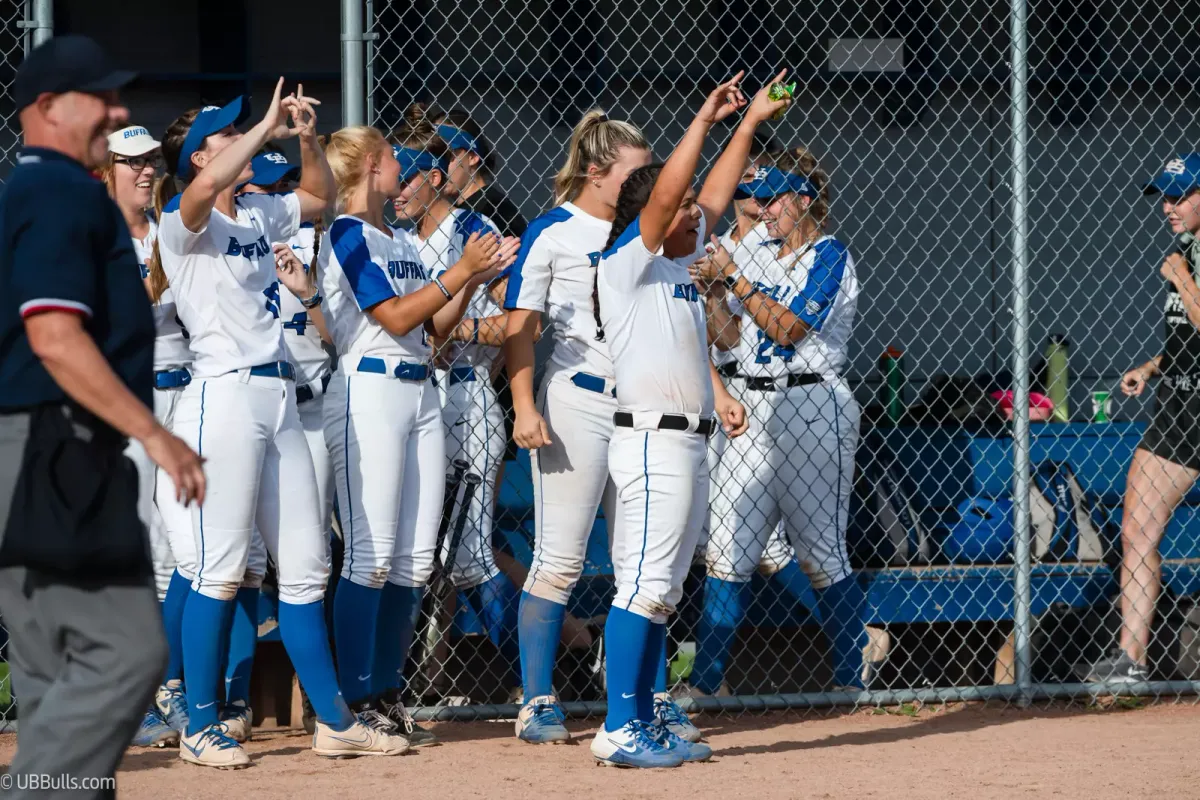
[503,201,614,378]
[416,208,503,372]
[279,223,331,385]
[711,223,772,370]
[598,214,713,416]
[132,216,192,371]
[730,234,859,380]
[319,214,432,363]
[158,192,301,377]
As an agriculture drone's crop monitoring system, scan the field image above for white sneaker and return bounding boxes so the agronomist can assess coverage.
[590,721,684,768]
[312,718,410,758]
[220,701,253,743]
[179,724,251,769]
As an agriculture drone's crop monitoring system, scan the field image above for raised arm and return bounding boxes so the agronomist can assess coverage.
[289,84,337,221]
[696,69,793,228]
[640,73,747,253]
[180,79,294,232]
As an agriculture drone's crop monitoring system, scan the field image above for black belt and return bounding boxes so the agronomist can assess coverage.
[742,373,822,391]
[613,411,716,436]
[716,362,738,379]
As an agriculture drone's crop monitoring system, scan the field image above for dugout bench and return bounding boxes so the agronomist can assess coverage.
[253,421,1200,702]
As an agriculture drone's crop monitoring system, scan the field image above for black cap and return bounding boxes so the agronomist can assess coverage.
[14,35,136,111]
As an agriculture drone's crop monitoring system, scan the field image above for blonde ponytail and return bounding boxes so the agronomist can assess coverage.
[552,109,650,206]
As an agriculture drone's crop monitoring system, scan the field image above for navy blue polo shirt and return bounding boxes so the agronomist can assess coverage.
[0,147,154,411]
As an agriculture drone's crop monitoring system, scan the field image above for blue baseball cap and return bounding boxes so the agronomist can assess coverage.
[393,145,449,182]
[734,165,818,200]
[249,151,299,186]
[176,95,251,178]
[1143,154,1200,198]
[436,124,483,156]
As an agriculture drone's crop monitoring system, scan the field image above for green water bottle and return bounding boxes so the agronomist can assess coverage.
[1045,334,1070,422]
[879,346,905,424]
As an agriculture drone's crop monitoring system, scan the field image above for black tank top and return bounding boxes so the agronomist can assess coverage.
[1160,240,1200,385]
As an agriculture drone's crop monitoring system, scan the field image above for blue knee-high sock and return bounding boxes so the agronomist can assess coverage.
[466,574,520,688]
[518,592,567,700]
[373,583,423,697]
[182,590,234,735]
[770,561,819,615]
[332,580,383,704]
[815,574,869,689]
[279,599,354,730]
[224,587,259,707]
[691,577,749,695]
[637,622,667,722]
[604,607,652,732]
[162,570,191,684]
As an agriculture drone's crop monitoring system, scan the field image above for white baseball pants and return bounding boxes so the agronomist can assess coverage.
[609,424,708,624]
[524,368,620,605]
[170,372,330,603]
[440,372,505,588]
[325,368,442,589]
[707,378,860,589]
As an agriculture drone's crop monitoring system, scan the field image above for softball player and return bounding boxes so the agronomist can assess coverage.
[688,152,814,697]
[154,82,408,767]
[502,109,652,743]
[321,124,518,745]
[691,146,869,693]
[590,71,782,767]
[103,126,193,749]
[404,142,521,695]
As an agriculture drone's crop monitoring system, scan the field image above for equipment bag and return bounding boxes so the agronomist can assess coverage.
[870,459,933,566]
[1030,460,1109,563]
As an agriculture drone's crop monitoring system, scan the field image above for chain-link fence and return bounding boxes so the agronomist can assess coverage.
[354,0,1200,720]
[355,0,1200,719]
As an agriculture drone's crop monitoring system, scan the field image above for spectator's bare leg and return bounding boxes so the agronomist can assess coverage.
[1119,448,1198,664]
[493,549,593,650]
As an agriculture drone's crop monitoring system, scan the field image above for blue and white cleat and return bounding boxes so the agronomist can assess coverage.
[156,680,190,733]
[515,695,570,744]
[133,708,179,748]
[590,720,685,768]
[654,692,703,743]
[220,700,253,743]
[178,723,251,769]
[656,724,713,763]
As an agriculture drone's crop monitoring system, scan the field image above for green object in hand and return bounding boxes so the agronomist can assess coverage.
[767,82,797,120]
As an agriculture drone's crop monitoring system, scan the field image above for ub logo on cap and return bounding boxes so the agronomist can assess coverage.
[753,166,771,182]
[264,152,288,165]
[1165,158,1187,176]
[201,105,221,113]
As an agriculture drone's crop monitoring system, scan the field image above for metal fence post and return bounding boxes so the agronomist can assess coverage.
[341,0,364,127]
[30,0,51,45]
[1008,0,1034,709]
[364,0,374,125]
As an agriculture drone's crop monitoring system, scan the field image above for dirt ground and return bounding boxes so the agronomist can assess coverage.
[1,702,1197,799]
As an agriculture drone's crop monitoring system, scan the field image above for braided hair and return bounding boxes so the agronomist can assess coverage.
[592,163,663,342]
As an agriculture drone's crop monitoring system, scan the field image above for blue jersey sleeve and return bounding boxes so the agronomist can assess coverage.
[788,239,848,331]
[503,206,573,311]
[328,217,396,311]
